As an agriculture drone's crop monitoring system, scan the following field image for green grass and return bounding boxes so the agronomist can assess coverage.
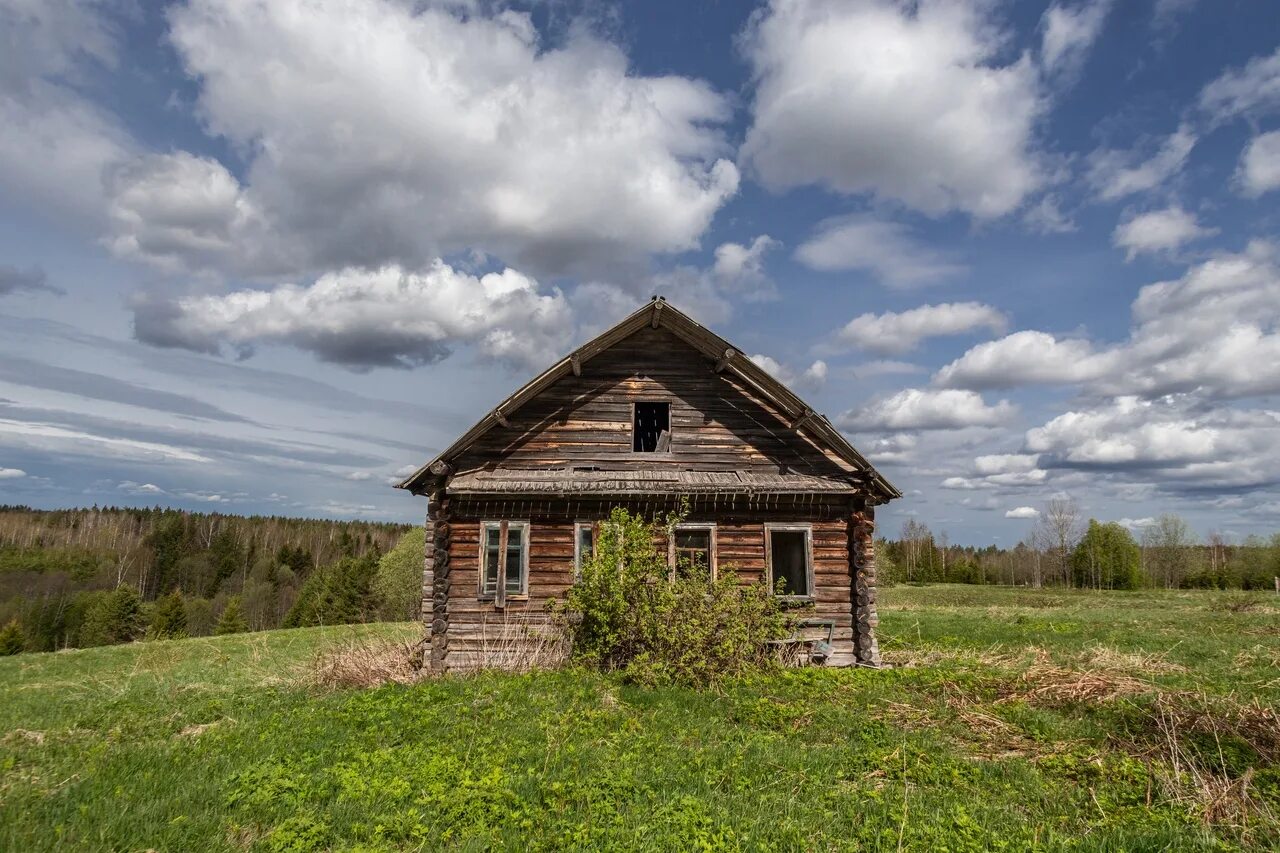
[2,586,1277,851]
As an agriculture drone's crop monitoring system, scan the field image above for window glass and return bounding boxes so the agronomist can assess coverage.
[770,529,810,596]
[483,525,501,594]
[504,526,523,593]
[674,528,711,578]
[481,522,527,597]
[575,524,594,575]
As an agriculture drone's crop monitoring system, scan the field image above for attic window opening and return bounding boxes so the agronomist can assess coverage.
[633,402,670,453]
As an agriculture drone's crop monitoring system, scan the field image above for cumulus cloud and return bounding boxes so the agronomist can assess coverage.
[132,261,573,371]
[748,354,827,390]
[712,235,781,301]
[834,302,1006,355]
[1112,206,1217,260]
[740,0,1046,218]
[1199,46,1280,124]
[840,388,1015,432]
[0,467,26,479]
[1026,396,1280,491]
[0,265,62,296]
[795,216,965,287]
[935,331,1116,390]
[1040,0,1112,80]
[942,454,1048,491]
[103,0,738,279]
[1086,125,1196,201]
[1236,130,1280,197]
[1004,506,1040,519]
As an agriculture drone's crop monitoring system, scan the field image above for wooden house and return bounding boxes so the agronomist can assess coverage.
[397,298,900,672]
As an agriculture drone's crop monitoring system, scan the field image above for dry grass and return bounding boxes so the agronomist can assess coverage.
[999,662,1153,705]
[309,636,428,689]
[472,617,569,673]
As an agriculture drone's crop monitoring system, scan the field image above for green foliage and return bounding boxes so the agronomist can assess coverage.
[552,507,788,687]
[148,590,188,640]
[284,554,380,628]
[185,596,215,637]
[215,596,248,636]
[373,527,426,622]
[79,585,143,647]
[0,618,23,655]
[1071,520,1142,589]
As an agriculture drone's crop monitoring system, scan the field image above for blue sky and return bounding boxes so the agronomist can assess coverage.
[2,0,1280,545]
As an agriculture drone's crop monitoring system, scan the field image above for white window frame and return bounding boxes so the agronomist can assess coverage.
[573,521,597,581]
[478,520,530,607]
[765,523,814,601]
[668,522,717,581]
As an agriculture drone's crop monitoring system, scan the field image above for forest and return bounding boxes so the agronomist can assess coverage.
[882,499,1280,591]
[0,505,422,655]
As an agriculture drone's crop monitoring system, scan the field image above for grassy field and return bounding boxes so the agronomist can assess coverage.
[1,586,1277,851]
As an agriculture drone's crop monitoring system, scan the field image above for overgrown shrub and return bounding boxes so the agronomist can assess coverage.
[0,618,23,655]
[551,507,788,688]
[374,527,426,622]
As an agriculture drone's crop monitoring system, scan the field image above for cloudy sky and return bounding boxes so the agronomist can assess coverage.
[2,0,1279,544]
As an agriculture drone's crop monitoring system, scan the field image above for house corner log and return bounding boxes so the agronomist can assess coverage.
[850,507,882,667]
[428,491,451,673]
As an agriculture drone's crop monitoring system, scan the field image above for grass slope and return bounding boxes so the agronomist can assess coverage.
[2,586,1277,851]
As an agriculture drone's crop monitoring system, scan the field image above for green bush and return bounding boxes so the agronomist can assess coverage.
[552,507,788,688]
[0,618,23,655]
[284,553,379,628]
[373,527,426,621]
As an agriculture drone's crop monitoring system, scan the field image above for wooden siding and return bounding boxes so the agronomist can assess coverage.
[442,511,859,671]
[452,325,858,477]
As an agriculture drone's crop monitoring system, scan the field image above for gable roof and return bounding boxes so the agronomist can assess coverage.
[397,297,901,502]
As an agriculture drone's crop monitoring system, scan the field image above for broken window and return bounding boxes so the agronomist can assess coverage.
[671,525,714,579]
[573,521,595,579]
[767,526,813,598]
[481,520,528,605]
[633,401,671,452]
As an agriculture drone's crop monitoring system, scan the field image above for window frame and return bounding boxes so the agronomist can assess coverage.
[573,521,597,581]
[631,399,672,454]
[764,523,815,601]
[668,522,717,581]
[477,520,530,607]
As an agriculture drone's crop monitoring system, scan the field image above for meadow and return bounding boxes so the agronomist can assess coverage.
[1,585,1276,851]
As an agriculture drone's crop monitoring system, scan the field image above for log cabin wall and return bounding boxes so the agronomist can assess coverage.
[452,325,857,477]
[436,498,868,672]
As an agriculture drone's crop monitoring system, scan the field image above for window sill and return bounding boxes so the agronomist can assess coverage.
[775,596,816,607]
[477,594,530,603]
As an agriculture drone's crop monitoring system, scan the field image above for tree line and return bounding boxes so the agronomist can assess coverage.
[0,506,425,654]
[883,501,1279,591]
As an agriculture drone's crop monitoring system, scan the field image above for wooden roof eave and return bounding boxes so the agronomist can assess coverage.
[397,298,902,501]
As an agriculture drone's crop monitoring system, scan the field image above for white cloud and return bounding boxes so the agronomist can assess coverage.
[344,471,373,481]
[133,261,573,371]
[1004,506,1041,519]
[937,242,1280,400]
[106,0,738,279]
[841,388,1015,432]
[0,467,26,479]
[1086,125,1196,201]
[934,331,1116,390]
[1112,206,1217,260]
[1023,195,1077,234]
[0,418,210,464]
[835,302,1007,355]
[712,235,780,301]
[749,354,827,390]
[1199,46,1280,124]
[1117,516,1157,530]
[741,0,1046,218]
[118,481,165,495]
[974,454,1041,476]
[1040,1,1112,79]
[1236,130,1280,197]
[795,216,965,286]
[1026,395,1280,491]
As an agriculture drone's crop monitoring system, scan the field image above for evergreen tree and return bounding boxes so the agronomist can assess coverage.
[215,596,248,635]
[284,554,379,628]
[148,590,188,639]
[80,586,143,647]
[0,619,24,655]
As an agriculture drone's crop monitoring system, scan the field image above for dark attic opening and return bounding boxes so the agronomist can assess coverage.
[633,401,670,452]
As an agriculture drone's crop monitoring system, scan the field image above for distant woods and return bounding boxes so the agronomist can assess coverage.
[0,505,422,655]
[883,505,1279,591]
